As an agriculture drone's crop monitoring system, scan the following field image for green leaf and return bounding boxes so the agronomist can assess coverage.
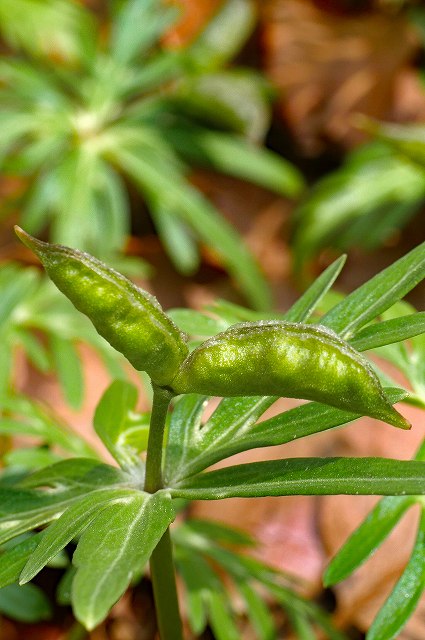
[112,141,272,310]
[0,394,96,458]
[285,607,316,640]
[349,313,425,351]
[0,0,94,61]
[72,491,174,630]
[208,590,240,640]
[20,488,137,584]
[321,241,425,337]
[367,511,425,640]
[20,458,128,492]
[4,447,61,470]
[292,144,425,270]
[179,388,406,475]
[175,550,211,635]
[172,457,425,500]
[0,583,52,623]
[110,0,178,65]
[168,128,304,197]
[175,396,276,482]
[14,328,51,372]
[185,0,255,71]
[94,380,147,469]
[56,566,76,606]
[0,267,38,328]
[185,519,254,548]
[324,496,414,586]
[283,255,346,322]
[149,201,200,275]
[237,581,276,640]
[0,532,43,588]
[167,309,227,337]
[164,394,208,485]
[50,335,84,410]
[175,71,272,142]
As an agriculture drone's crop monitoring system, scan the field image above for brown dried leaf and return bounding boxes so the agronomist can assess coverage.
[260,0,419,153]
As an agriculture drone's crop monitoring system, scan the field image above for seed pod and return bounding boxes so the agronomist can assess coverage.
[15,227,188,386]
[171,321,410,429]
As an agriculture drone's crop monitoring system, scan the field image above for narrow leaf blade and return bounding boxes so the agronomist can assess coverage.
[321,242,425,337]
[172,458,425,499]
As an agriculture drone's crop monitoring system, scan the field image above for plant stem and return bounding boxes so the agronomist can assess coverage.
[150,528,183,640]
[144,384,172,493]
[144,385,183,640]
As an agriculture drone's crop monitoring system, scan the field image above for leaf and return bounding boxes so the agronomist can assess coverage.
[323,496,414,586]
[167,309,227,337]
[185,0,256,71]
[56,566,76,606]
[321,241,425,337]
[94,380,147,469]
[0,532,43,588]
[176,388,407,475]
[168,128,304,197]
[0,394,96,458]
[292,145,425,270]
[49,335,84,410]
[367,511,425,640]
[112,144,272,310]
[0,0,93,61]
[237,581,276,640]
[164,394,208,485]
[176,71,272,142]
[176,396,276,482]
[171,457,425,500]
[20,458,128,492]
[349,313,425,351]
[4,447,61,470]
[284,607,316,640]
[13,328,50,372]
[110,0,178,65]
[72,491,174,630]
[0,267,38,328]
[283,255,346,322]
[20,488,136,584]
[149,200,200,275]
[208,590,240,640]
[175,549,212,635]
[0,583,52,623]
[185,519,254,548]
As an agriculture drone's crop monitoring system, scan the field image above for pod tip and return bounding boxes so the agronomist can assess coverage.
[14,226,47,255]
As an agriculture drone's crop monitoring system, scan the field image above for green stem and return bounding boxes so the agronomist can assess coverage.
[150,528,183,640]
[144,385,183,640]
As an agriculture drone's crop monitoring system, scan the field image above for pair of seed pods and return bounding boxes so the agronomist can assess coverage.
[15,227,409,430]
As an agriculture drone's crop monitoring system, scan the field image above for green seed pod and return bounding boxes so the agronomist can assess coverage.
[15,227,188,386]
[171,321,410,429]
